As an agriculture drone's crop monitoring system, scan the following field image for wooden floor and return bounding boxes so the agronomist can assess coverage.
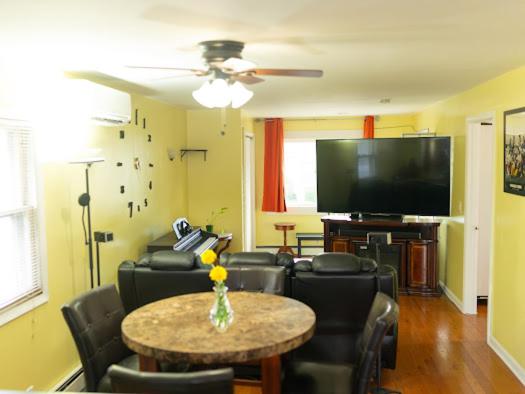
[236,295,525,394]
[382,296,524,393]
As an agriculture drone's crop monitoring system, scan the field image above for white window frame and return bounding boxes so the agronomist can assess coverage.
[0,117,48,327]
[282,130,362,214]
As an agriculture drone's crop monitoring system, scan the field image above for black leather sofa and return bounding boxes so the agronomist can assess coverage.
[117,250,398,369]
[118,250,286,314]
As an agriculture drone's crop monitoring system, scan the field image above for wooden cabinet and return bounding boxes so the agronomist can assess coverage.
[406,240,438,295]
[330,236,351,253]
[322,217,441,296]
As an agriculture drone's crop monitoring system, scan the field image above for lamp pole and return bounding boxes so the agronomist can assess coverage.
[85,164,94,289]
[71,157,104,289]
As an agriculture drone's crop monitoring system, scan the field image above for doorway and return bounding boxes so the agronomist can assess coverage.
[463,113,495,321]
[243,132,255,251]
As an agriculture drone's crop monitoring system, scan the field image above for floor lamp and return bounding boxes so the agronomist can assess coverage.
[71,157,104,289]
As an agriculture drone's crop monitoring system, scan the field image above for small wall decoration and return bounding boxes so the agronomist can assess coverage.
[504,107,525,196]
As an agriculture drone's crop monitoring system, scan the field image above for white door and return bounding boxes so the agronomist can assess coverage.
[243,133,255,251]
[464,120,495,312]
[475,124,493,297]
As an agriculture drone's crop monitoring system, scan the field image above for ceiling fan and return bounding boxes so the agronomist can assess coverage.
[127,40,323,108]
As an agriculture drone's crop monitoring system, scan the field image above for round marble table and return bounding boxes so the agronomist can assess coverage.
[122,292,316,394]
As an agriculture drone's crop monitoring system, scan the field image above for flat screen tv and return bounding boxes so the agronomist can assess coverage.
[316,137,451,216]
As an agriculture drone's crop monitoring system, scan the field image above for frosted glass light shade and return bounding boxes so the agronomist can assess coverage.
[210,79,231,107]
[230,81,254,108]
[192,81,215,108]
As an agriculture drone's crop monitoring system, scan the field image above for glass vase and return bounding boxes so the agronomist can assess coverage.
[209,283,234,332]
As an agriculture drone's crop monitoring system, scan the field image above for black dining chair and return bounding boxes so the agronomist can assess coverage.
[283,292,400,394]
[61,284,138,392]
[108,365,234,394]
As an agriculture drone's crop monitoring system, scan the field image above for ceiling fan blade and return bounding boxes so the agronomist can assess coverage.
[251,69,323,78]
[65,71,157,95]
[231,74,265,85]
[126,65,209,76]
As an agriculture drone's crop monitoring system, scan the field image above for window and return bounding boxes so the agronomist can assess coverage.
[284,140,317,208]
[284,130,362,212]
[0,118,46,325]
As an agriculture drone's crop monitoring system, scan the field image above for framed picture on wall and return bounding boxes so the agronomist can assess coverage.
[504,106,525,196]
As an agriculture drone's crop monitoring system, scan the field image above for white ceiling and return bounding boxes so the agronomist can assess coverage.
[2,0,525,117]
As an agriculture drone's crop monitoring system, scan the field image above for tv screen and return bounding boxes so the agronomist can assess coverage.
[316,137,451,216]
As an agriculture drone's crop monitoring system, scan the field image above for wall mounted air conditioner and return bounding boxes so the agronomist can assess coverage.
[76,79,131,126]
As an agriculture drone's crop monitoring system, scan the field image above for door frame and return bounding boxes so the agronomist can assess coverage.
[242,131,256,251]
[463,112,496,329]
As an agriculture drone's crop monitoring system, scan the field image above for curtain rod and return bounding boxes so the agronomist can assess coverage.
[255,117,369,122]
[254,118,416,132]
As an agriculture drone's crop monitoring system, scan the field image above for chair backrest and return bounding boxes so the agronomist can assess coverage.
[353,292,399,394]
[61,284,132,392]
[225,266,285,295]
[109,365,234,394]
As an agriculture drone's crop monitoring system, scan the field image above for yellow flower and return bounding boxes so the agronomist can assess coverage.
[201,249,217,265]
[210,265,227,282]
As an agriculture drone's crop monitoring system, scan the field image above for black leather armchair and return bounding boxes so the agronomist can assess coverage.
[290,253,398,369]
[283,292,399,394]
[109,365,234,394]
[61,285,137,392]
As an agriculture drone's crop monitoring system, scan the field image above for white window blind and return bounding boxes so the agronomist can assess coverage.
[0,119,43,312]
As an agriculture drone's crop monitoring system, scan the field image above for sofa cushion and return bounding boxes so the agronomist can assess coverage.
[149,250,195,271]
[312,253,378,274]
[225,252,276,266]
[137,253,152,267]
[276,252,295,268]
[294,260,313,272]
[312,253,362,274]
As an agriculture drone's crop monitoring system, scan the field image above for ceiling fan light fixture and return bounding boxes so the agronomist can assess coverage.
[192,78,252,109]
[230,81,253,108]
[210,78,231,107]
[192,81,215,108]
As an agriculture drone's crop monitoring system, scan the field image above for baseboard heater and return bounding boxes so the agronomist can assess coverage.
[55,368,84,392]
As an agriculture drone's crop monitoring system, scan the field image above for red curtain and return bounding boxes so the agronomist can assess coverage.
[262,118,287,212]
[363,115,375,139]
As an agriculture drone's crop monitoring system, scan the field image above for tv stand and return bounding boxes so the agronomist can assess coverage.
[321,216,441,296]
[358,213,403,221]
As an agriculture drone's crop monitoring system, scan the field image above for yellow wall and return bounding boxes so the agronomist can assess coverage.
[254,114,418,246]
[416,65,525,370]
[186,109,244,252]
[0,93,188,390]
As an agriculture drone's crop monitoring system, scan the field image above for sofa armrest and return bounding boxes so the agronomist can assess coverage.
[276,253,294,268]
[118,261,139,314]
[377,265,399,301]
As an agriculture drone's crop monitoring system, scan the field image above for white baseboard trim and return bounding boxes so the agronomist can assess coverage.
[439,280,464,313]
[488,335,525,386]
[52,366,84,392]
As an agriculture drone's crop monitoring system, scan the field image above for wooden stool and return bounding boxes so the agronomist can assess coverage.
[274,222,296,255]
